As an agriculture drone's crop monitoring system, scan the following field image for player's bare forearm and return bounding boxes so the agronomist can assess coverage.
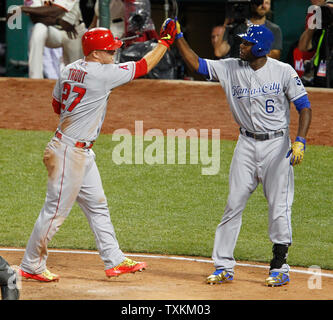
[214,41,230,59]
[297,29,315,52]
[297,108,312,139]
[30,15,57,25]
[176,37,199,72]
[22,5,65,18]
[143,43,168,73]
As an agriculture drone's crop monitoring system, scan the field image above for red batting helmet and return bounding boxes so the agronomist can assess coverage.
[81,28,123,56]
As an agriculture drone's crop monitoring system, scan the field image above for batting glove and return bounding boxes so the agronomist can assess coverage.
[158,18,177,48]
[286,136,306,166]
[175,17,183,40]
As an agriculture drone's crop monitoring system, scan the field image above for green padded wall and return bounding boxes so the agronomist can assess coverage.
[270,0,310,62]
[6,0,31,77]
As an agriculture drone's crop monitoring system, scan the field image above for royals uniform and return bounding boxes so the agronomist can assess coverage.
[205,57,308,275]
[20,58,138,274]
[27,0,86,78]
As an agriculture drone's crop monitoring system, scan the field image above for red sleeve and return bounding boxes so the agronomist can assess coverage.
[52,98,61,114]
[134,58,148,79]
[305,13,314,29]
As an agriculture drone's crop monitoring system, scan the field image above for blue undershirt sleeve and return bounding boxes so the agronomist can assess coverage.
[197,58,209,76]
[293,94,311,113]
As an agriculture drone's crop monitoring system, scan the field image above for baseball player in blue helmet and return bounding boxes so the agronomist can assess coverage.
[174,21,312,287]
[237,24,275,57]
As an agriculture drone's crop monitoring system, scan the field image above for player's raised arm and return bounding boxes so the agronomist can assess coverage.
[174,19,200,72]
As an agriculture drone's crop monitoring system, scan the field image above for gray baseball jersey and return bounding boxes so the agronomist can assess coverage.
[205,57,307,133]
[52,59,136,141]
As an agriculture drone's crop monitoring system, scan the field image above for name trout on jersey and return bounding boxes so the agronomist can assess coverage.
[67,64,131,84]
[68,69,88,83]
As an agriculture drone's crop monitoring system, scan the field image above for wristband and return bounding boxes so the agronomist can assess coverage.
[295,136,306,144]
[295,136,306,150]
[158,39,169,48]
[175,32,183,40]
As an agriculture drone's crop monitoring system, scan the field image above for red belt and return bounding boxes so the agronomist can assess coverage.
[55,131,94,149]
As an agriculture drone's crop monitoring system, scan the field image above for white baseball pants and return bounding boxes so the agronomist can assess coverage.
[43,47,64,79]
[28,22,86,79]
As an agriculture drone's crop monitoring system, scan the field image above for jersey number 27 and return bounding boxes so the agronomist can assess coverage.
[61,83,86,112]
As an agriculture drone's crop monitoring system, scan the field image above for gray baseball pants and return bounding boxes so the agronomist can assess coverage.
[212,131,293,275]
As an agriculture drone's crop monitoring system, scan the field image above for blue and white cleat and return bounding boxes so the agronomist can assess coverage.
[206,269,234,285]
[265,272,290,287]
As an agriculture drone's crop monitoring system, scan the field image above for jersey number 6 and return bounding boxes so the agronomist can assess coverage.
[265,99,275,113]
[61,83,86,112]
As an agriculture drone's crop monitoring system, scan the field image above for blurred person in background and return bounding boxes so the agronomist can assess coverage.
[219,0,282,60]
[89,0,158,47]
[12,0,86,79]
[296,0,333,87]
[42,47,64,79]
[211,23,228,59]
[89,0,126,39]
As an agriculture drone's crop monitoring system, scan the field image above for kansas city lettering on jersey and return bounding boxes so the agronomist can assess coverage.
[232,82,281,99]
[68,68,88,83]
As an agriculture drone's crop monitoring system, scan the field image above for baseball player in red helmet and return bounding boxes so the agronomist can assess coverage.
[18,20,177,282]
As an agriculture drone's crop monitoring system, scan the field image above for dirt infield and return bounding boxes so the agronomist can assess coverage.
[0,78,332,300]
[2,249,333,300]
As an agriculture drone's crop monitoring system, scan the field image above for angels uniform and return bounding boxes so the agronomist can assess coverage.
[27,0,86,78]
[20,57,139,274]
[203,56,309,276]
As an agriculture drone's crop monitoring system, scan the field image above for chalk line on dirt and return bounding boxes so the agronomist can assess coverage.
[1,247,332,279]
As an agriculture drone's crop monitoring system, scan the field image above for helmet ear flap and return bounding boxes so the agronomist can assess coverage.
[251,44,265,57]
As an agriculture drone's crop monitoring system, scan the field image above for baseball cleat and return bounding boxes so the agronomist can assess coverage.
[206,269,234,285]
[19,268,60,282]
[265,272,289,287]
[105,258,147,277]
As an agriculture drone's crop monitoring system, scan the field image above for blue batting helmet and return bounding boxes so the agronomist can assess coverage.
[238,25,274,57]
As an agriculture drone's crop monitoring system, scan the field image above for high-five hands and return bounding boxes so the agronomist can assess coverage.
[158,18,177,49]
[175,17,183,40]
